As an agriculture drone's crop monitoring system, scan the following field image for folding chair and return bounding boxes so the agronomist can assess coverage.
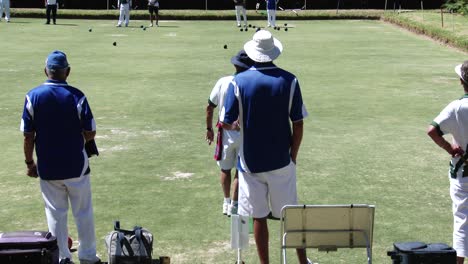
[280,204,375,264]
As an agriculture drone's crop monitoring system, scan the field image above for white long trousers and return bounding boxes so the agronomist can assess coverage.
[118,3,130,26]
[267,8,276,27]
[40,174,99,263]
[0,0,10,21]
[235,5,247,27]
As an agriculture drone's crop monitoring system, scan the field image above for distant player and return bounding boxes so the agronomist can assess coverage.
[148,0,159,27]
[266,0,278,27]
[0,0,10,22]
[116,0,131,27]
[45,0,58,25]
[234,0,247,28]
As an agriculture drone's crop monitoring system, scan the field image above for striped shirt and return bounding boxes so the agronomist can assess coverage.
[20,80,96,180]
[221,62,308,173]
[266,0,277,10]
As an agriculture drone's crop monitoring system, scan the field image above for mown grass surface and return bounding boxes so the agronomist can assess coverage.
[0,17,466,263]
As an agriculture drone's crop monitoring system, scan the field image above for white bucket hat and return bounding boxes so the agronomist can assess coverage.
[455,61,468,84]
[244,30,283,63]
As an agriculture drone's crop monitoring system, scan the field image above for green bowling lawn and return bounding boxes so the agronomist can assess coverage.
[0,18,466,263]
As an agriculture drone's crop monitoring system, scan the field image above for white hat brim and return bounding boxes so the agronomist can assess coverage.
[455,64,463,81]
[244,37,283,63]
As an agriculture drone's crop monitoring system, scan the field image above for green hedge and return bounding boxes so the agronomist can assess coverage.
[10,8,383,20]
[382,12,468,52]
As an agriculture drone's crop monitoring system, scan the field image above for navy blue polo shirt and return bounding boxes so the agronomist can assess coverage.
[267,0,276,10]
[221,63,308,173]
[20,80,96,180]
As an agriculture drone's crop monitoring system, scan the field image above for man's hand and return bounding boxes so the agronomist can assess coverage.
[233,120,240,131]
[26,162,38,178]
[449,144,464,157]
[205,104,216,145]
[206,129,214,145]
[427,125,463,157]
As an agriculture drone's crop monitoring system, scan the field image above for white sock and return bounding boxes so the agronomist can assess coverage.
[231,200,238,206]
[224,198,231,204]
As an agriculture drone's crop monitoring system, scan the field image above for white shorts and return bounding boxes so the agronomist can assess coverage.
[450,180,468,257]
[238,161,297,219]
[217,130,240,170]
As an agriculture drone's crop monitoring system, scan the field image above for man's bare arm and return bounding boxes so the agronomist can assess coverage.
[206,104,215,145]
[23,132,38,178]
[427,125,464,157]
[290,120,304,163]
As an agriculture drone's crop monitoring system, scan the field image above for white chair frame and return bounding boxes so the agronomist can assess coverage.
[280,204,375,264]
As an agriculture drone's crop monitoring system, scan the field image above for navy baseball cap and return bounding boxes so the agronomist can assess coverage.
[45,50,69,70]
[231,50,254,69]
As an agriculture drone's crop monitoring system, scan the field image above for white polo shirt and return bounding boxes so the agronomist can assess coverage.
[148,0,159,7]
[432,95,468,182]
[209,75,240,140]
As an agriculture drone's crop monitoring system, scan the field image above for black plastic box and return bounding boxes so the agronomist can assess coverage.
[387,241,456,264]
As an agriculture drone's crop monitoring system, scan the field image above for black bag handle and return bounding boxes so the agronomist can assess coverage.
[134,227,152,257]
[113,221,152,257]
[114,221,137,236]
[117,231,134,257]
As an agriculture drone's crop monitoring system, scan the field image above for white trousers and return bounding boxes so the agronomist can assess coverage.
[118,3,130,26]
[0,0,10,21]
[40,174,99,263]
[267,9,276,27]
[450,180,468,257]
[235,5,247,26]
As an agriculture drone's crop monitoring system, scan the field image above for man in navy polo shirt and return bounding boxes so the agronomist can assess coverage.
[221,30,310,264]
[21,51,101,264]
[266,0,278,27]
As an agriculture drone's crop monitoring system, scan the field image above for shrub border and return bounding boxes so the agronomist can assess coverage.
[381,12,468,52]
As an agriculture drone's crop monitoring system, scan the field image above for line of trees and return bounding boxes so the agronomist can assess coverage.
[11,0,445,10]
[444,0,468,15]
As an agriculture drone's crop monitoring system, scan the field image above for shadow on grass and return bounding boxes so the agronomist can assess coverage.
[5,21,32,24]
[128,25,180,28]
[52,23,79,27]
[156,25,179,28]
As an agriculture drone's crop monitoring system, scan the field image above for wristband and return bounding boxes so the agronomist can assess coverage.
[207,127,213,131]
[25,160,34,165]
